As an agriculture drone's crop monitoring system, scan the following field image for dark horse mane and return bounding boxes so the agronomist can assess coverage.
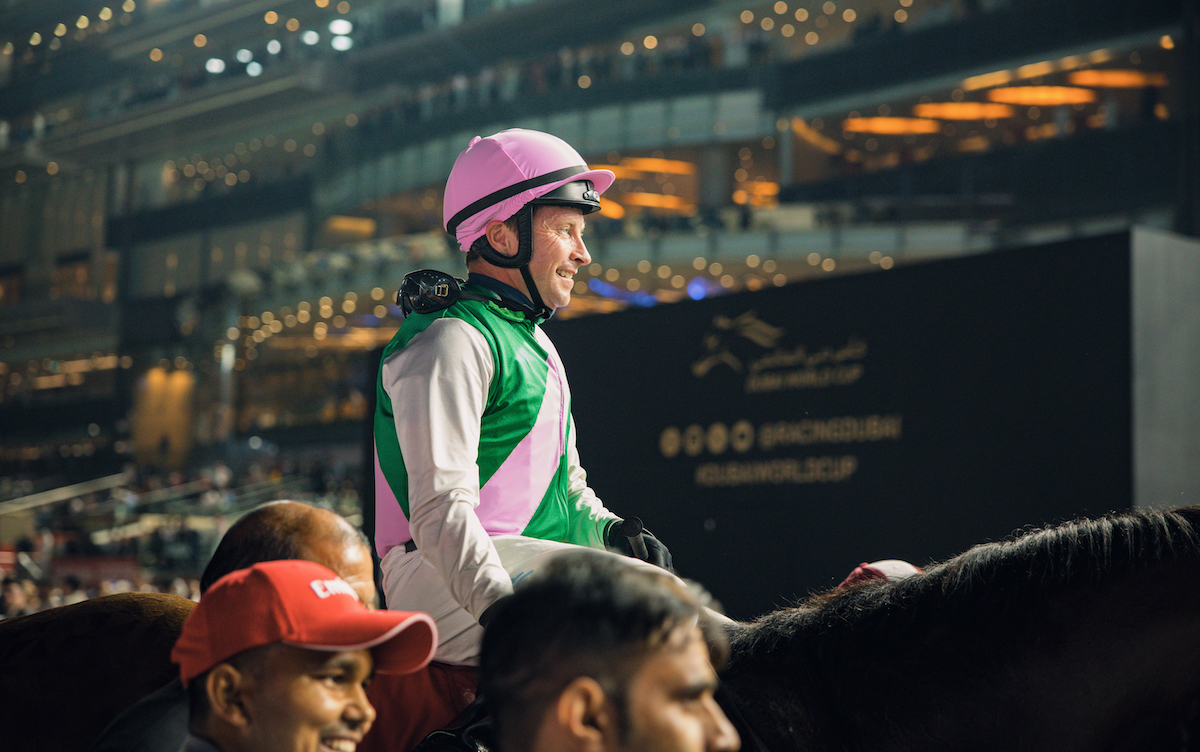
[722,505,1200,751]
[930,505,1200,597]
[730,505,1200,654]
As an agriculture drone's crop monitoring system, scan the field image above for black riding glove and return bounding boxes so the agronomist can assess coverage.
[605,517,674,573]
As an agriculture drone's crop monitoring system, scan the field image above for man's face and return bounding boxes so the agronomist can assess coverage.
[526,204,590,311]
[305,533,377,609]
[610,626,740,752]
[240,644,377,752]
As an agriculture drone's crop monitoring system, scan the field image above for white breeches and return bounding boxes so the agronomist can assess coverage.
[380,535,691,665]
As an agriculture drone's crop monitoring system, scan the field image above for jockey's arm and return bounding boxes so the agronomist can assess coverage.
[390,319,513,621]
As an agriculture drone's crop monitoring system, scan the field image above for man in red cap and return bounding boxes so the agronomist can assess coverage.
[87,501,476,752]
[172,559,438,752]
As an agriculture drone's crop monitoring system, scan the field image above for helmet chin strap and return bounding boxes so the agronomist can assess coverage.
[473,204,553,320]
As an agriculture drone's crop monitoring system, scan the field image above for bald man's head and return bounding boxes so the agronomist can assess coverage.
[200,501,376,606]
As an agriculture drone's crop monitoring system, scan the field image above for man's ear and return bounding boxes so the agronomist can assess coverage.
[483,219,517,258]
[207,663,251,728]
[555,676,617,751]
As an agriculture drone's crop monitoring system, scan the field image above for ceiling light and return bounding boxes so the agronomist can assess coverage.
[986,86,1096,105]
[912,102,1015,119]
[1068,70,1168,88]
[962,70,1014,91]
[618,193,695,211]
[619,157,697,175]
[1015,61,1055,79]
[841,117,941,134]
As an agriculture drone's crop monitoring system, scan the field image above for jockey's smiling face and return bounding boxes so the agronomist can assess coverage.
[484,204,591,311]
[526,205,590,311]
[608,625,740,752]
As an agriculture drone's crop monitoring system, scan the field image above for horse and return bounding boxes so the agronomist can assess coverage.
[0,591,194,752]
[719,505,1200,751]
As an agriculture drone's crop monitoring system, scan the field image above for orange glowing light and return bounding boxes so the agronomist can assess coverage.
[963,70,1014,91]
[912,102,1015,120]
[619,157,696,175]
[1068,70,1168,88]
[738,180,779,196]
[598,199,626,219]
[617,193,694,211]
[841,117,942,135]
[986,86,1096,106]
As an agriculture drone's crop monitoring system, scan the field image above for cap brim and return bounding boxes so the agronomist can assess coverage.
[285,610,438,675]
[518,167,616,212]
[568,167,615,197]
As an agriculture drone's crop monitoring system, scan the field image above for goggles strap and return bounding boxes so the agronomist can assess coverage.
[518,264,552,322]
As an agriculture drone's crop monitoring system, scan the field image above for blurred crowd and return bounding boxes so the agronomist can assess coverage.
[0,570,200,621]
[0,453,366,617]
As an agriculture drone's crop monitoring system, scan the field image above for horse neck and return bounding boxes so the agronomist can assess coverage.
[982,560,1200,749]
[720,618,845,752]
[882,561,1200,750]
[722,557,1200,752]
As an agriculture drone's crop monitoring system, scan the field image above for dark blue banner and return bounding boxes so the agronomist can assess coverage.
[550,232,1133,619]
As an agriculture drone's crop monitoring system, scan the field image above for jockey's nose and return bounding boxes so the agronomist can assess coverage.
[571,227,590,266]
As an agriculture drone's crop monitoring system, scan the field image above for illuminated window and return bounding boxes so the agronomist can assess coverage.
[0,267,24,307]
[53,254,92,300]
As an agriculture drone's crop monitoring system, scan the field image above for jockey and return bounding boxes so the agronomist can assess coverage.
[373,128,673,665]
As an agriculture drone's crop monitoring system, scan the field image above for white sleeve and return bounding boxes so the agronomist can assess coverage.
[381,318,513,619]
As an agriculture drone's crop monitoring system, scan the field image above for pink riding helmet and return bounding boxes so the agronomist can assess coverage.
[443,129,616,253]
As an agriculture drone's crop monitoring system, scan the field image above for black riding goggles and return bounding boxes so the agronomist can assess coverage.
[396,269,532,318]
[396,269,465,316]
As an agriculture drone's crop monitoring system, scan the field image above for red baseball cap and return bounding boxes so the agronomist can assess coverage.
[172,560,438,687]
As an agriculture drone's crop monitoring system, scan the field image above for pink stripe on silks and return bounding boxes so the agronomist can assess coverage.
[477,352,566,534]
[374,444,412,558]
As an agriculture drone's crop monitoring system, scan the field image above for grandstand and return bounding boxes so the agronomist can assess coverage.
[1,0,1196,596]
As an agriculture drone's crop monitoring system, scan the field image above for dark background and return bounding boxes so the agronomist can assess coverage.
[549,232,1134,619]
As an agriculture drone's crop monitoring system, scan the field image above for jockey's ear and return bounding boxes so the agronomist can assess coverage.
[484,219,518,259]
[555,676,611,751]
[206,662,251,728]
